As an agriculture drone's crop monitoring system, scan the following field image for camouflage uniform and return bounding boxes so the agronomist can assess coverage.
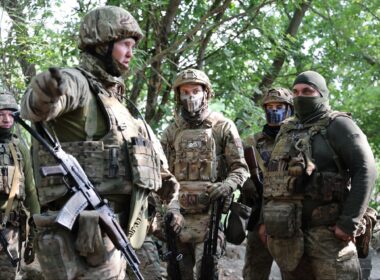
[0,92,40,280]
[242,88,293,280]
[21,6,182,280]
[261,71,377,280]
[160,69,249,280]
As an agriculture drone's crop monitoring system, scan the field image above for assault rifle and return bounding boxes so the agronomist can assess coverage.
[13,112,144,280]
[244,146,264,231]
[0,229,19,267]
[162,212,183,280]
[200,198,224,280]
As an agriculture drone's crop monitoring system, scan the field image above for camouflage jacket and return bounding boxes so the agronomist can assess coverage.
[161,111,249,193]
[0,134,40,215]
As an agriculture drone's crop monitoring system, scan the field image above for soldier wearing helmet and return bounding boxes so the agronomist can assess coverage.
[259,71,377,279]
[21,6,183,279]
[0,90,40,279]
[240,87,293,280]
[159,69,249,279]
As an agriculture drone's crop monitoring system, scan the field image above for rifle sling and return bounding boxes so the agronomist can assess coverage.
[254,146,266,173]
[2,143,21,227]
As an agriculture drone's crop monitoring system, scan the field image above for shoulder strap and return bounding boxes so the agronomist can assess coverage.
[2,143,21,226]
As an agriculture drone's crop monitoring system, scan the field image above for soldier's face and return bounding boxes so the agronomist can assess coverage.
[112,38,136,70]
[0,110,14,129]
[292,84,320,97]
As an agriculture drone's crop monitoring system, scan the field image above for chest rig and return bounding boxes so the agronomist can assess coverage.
[255,132,276,170]
[264,111,350,200]
[0,139,25,201]
[172,113,225,213]
[36,68,161,205]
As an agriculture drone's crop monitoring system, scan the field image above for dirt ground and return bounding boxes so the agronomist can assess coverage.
[219,242,380,280]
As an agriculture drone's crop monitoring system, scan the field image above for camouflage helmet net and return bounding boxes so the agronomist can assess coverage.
[78,6,143,50]
[173,69,213,103]
[262,87,293,108]
[0,90,18,111]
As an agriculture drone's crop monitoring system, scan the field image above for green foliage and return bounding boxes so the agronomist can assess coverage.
[1,0,379,207]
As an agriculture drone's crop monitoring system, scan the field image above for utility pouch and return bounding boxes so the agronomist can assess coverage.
[178,181,211,214]
[309,203,340,227]
[267,229,304,272]
[224,201,251,245]
[128,137,161,191]
[263,201,301,238]
[75,210,110,266]
[355,207,378,258]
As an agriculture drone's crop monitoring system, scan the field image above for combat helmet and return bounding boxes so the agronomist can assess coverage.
[78,6,143,50]
[173,69,214,103]
[0,91,18,111]
[262,87,293,107]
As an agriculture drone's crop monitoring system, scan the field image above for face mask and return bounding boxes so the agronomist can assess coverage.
[293,96,329,121]
[265,107,289,125]
[180,91,205,114]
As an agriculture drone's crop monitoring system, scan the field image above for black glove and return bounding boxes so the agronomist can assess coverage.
[24,218,36,265]
[24,240,35,265]
[165,209,184,235]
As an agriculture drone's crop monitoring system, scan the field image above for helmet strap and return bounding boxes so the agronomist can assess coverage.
[85,41,122,77]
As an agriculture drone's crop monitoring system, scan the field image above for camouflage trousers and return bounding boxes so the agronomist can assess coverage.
[243,226,273,280]
[126,236,165,280]
[171,232,224,280]
[34,212,126,280]
[282,226,361,280]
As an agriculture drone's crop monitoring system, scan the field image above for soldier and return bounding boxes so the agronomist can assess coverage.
[0,90,40,279]
[21,6,183,280]
[160,68,249,279]
[241,88,293,280]
[258,71,377,279]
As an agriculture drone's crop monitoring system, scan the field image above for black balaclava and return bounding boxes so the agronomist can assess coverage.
[293,71,330,123]
[0,127,12,143]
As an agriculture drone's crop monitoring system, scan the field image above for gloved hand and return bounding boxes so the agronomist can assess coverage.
[24,240,35,265]
[165,209,184,235]
[24,217,37,264]
[157,177,179,203]
[207,182,233,201]
[31,67,67,99]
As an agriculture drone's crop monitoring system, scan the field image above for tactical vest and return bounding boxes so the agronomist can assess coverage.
[0,138,25,202]
[35,68,161,206]
[171,113,227,213]
[264,111,350,200]
[254,132,275,170]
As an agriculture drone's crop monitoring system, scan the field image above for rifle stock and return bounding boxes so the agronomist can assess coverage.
[13,112,144,280]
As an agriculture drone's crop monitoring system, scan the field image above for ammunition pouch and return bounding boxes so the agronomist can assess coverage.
[263,200,302,238]
[263,171,297,198]
[75,210,110,266]
[37,141,126,187]
[267,230,304,272]
[178,181,211,214]
[309,203,340,228]
[355,207,378,258]
[127,136,161,191]
[223,201,251,245]
[309,171,349,202]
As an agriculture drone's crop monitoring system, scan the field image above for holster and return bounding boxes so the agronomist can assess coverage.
[355,207,378,258]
